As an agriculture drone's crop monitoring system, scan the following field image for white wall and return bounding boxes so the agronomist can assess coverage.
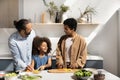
[88,11,119,76]
[22,0,120,23]
[72,0,120,23]
[23,0,64,23]
[18,0,23,19]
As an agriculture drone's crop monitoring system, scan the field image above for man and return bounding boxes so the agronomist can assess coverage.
[56,18,87,69]
[8,19,36,71]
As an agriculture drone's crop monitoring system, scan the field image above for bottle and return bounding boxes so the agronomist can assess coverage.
[87,14,90,23]
[87,13,92,23]
[41,12,45,23]
[55,12,59,23]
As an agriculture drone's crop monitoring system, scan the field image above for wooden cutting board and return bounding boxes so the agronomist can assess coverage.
[48,69,79,73]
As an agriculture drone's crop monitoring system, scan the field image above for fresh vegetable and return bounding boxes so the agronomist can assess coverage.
[20,75,42,80]
[74,69,92,77]
[4,73,17,80]
[32,70,39,74]
[5,73,17,77]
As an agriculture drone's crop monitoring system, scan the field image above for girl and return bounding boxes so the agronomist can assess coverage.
[31,36,52,70]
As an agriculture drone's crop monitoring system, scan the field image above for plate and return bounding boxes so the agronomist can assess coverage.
[19,72,42,80]
[19,70,40,75]
[19,75,42,80]
[19,72,32,75]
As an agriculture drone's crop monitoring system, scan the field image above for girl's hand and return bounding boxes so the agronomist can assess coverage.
[39,65,45,70]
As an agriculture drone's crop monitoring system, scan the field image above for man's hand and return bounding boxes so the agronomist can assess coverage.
[25,65,34,72]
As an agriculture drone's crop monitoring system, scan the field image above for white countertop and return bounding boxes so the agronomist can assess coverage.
[87,54,103,60]
[17,69,120,80]
[0,52,12,59]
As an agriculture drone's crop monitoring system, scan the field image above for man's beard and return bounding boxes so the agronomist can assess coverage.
[25,31,31,37]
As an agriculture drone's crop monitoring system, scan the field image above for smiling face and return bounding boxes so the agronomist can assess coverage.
[64,25,74,36]
[38,42,48,53]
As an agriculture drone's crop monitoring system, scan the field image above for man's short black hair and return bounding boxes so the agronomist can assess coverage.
[63,18,77,31]
[14,19,30,32]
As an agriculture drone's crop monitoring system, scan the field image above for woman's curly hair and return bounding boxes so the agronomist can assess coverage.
[32,36,52,55]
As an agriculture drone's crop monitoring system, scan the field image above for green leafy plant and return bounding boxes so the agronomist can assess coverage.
[42,0,69,22]
[60,4,69,13]
[47,1,58,19]
[78,5,96,23]
[80,5,96,18]
[42,0,69,13]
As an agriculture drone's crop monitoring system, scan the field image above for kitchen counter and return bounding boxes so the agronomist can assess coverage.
[0,53,12,59]
[0,54,103,71]
[17,69,120,80]
[40,69,120,80]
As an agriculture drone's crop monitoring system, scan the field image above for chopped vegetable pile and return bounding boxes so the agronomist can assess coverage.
[74,69,92,77]
[20,75,42,80]
[32,70,39,74]
[5,73,17,77]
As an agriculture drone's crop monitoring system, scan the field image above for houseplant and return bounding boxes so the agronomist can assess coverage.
[42,0,69,23]
[55,4,69,23]
[47,1,58,21]
[78,5,96,23]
